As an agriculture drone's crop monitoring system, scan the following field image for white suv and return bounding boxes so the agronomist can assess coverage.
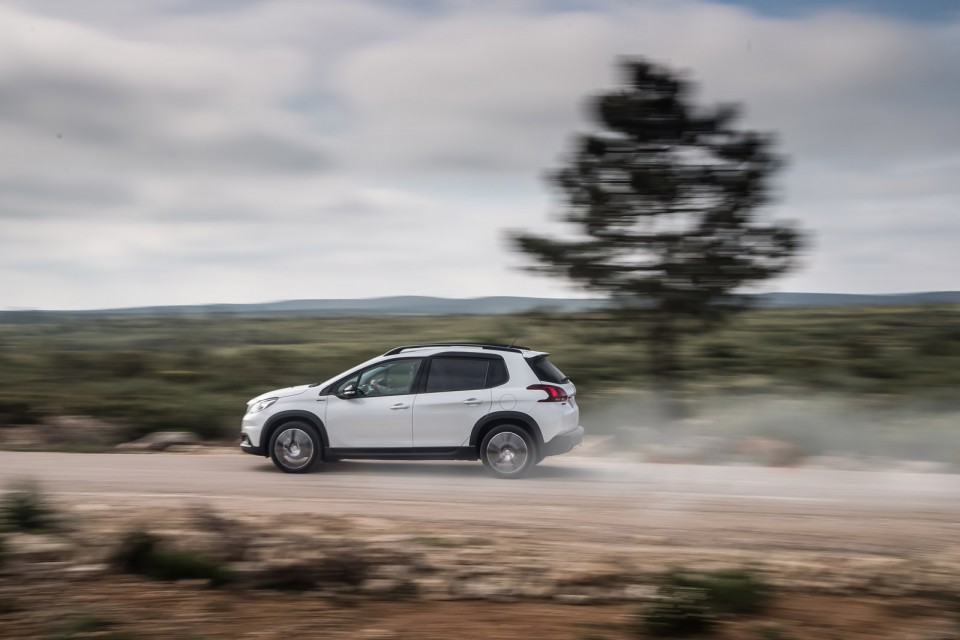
[240,343,583,478]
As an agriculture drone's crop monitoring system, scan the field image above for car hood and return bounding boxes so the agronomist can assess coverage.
[247,384,311,405]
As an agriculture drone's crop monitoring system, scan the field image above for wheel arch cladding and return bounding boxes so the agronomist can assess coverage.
[263,411,330,451]
[471,412,543,449]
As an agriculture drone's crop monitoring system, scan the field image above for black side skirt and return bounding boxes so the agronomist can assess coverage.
[325,447,477,461]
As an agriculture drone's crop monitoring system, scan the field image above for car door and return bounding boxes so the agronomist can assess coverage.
[323,358,423,449]
[411,355,502,448]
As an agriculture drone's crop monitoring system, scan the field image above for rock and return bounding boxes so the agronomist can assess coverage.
[643,435,730,464]
[803,455,868,471]
[622,584,658,601]
[894,460,954,474]
[373,563,415,581]
[452,578,514,600]
[354,629,396,640]
[43,415,124,445]
[361,578,403,595]
[803,454,894,471]
[165,444,205,454]
[412,576,452,598]
[729,437,806,467]
[360,578,418,599]
[0,415,123,448]
[4,533,75,563]
[63,564,109,580]
[116,431,201,451]
[554,593,595,604]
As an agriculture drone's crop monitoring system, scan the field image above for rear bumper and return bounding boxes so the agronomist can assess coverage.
[542,425,584,457]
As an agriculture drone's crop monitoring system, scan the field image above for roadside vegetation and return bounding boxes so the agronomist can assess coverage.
[45,612,140,640]
[637,568,773,637]
[110,529,233,587]
[0,305,959,451]
[1,481,56,532]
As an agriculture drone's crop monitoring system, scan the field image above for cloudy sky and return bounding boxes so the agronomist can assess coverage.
[1,0,958,309]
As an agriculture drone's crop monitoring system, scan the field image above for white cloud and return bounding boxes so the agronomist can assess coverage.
[0,0,957,308]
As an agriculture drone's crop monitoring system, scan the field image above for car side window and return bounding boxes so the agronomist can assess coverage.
[357,359,422,397]
[425,357,496,393]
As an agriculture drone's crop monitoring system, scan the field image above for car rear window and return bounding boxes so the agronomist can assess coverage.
[527,355,569,384]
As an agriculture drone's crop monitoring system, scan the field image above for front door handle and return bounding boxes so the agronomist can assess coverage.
[461,398,482,406]
[390,403,410,410]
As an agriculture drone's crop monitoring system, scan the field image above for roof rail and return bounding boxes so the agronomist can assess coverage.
[383,342,530,356]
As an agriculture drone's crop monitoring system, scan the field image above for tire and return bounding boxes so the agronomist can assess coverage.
[480,424,536,479]
[269,421,323,474]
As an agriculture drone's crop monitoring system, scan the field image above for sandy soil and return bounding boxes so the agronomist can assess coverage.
[1,575,956,640]
[0,452,958,638]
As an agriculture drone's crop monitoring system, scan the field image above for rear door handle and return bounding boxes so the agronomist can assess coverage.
[461,398,482,406]
[390,403,410,410]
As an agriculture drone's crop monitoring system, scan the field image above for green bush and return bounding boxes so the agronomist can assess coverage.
[0,596,19,614]
[0,396,43,425]
[47,612,139,640]
[666,568,772,615]
[636,568,772,637]
[110,529,232,587]
[639,583,715,636]
[754,624,796,640]
[3,307,960,447]
[1,481,55,531]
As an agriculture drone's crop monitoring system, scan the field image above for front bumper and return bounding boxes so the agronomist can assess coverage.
[240,432,266,456]
[542,425,584,457]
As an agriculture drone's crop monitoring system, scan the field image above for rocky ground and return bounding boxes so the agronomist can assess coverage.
[0,422,958,638]
[2,501,959,639]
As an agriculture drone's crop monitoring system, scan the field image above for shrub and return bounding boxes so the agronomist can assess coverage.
[47,612,139,640]
[110,529,232,587]
[636,568,773,637]
[667,568,772,615]
[755,624,796,640]
[110,529,157,574]
[0,596,19,614]
[639,583,715,636]
[0,396,43,425]
[1,480,55,531]
[145,549,233,586]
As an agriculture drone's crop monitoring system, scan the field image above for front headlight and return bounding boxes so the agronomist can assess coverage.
[248,397,278,414]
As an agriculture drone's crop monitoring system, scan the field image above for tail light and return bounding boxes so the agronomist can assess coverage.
[527,384,569,403]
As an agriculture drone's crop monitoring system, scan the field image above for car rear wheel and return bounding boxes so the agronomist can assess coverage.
[480,425,536,479]
[269,421,322,473]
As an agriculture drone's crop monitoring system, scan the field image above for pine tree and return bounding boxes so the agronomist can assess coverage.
[513,59,806,413]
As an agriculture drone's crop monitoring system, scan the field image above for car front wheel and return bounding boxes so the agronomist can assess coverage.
[480,425,536,479]
[269,421,322,473]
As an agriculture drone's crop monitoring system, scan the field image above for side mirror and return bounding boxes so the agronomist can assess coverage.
[339,384,358,399]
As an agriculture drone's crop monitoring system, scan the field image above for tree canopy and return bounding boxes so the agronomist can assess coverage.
[513,58,807,386]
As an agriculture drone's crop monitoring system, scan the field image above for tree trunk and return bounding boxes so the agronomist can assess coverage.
[647,322,682,426]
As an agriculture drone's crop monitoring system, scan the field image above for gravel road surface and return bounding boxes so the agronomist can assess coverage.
[2,451,958,557]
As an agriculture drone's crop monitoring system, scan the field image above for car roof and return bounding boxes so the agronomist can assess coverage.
[383,343,547,358]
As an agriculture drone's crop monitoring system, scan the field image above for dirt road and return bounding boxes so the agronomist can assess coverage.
[2,451,958,557]
[3,451,960,639]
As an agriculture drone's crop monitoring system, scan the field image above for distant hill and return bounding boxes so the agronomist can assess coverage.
[2,296,604,318]
[755,291,960,307]
[3,292,959,318]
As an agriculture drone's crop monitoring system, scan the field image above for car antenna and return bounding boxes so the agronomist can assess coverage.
[508,337,518,347]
